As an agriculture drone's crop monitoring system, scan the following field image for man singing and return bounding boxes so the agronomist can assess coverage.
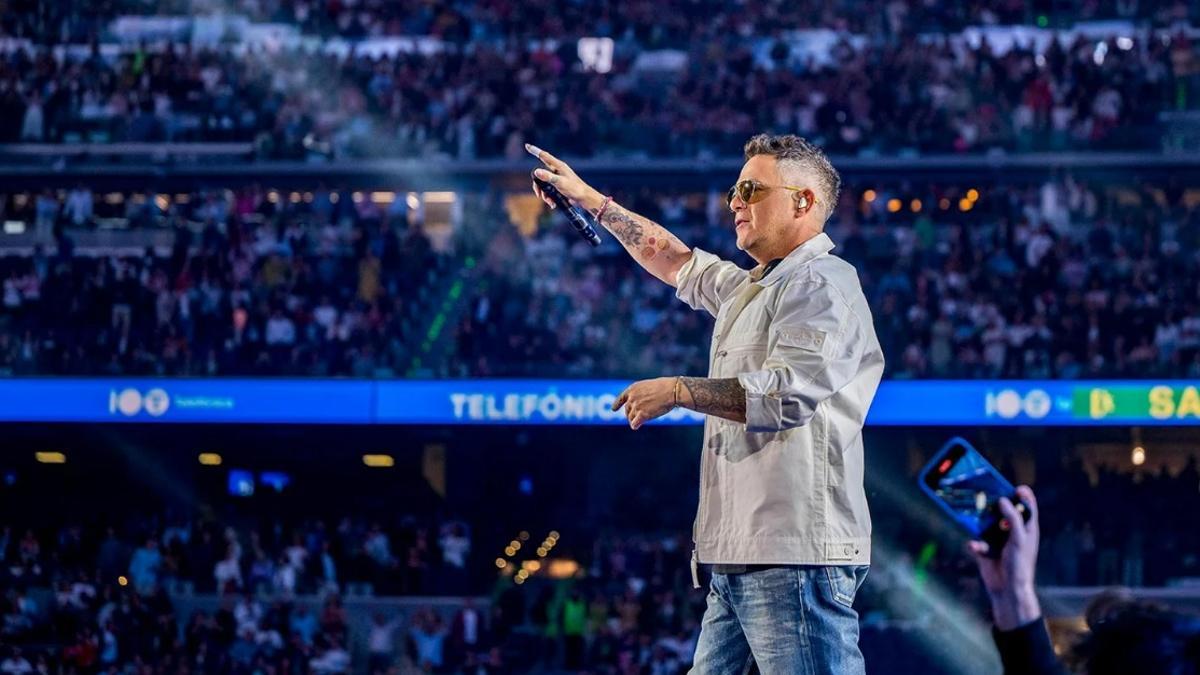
[529,134,883,674]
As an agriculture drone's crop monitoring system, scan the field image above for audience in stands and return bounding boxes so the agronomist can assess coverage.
[0,12,1196,158]
[0,184,445,377]
[3,174,1200,381]
[456,175,1200,380]
[0,455,1197,672]
[7,0,1194,47]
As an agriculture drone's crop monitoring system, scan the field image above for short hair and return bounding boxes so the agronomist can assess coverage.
[743,134,841,224]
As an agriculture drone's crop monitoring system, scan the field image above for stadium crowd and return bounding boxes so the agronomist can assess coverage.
[3,173,1200,380]
[6,0,1194,47]
[0,184,446,377]
[0,8,1198,157]
[0,507,478,673]
[458,174,1200,380]
[0,454,1197,673]
[0,510,474,599]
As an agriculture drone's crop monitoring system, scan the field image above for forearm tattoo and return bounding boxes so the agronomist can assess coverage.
[599,203,681,262]
[600,203,645,246]
[679,377,747,423]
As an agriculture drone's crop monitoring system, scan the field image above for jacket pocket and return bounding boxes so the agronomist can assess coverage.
[774,328,833,358]
[711,342,772,459]
[711,418,779,462]
[713,342,768,377]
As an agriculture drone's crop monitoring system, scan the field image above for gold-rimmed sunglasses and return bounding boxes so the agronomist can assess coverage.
[725,179,814,209]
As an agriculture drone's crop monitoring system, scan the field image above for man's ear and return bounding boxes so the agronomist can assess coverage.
[793,190,815,213]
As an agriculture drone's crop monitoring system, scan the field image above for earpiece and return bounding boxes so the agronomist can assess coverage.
[796,195,809,210]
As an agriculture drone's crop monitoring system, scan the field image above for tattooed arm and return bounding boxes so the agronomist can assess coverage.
[611,376,747,429]
[596,202,693,287]
[527,144,693,287]
[678,377,747,424]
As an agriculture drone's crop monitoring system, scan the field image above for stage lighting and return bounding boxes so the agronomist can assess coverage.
[362,454,395,468]
[1132,446,1146,466]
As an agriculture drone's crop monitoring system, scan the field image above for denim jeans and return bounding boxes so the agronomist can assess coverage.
[690,565,869,675]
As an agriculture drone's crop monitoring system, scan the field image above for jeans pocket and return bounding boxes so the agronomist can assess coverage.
[824,565,868,609]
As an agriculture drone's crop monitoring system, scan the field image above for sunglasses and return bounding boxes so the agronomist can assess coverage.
[725,179,814,209]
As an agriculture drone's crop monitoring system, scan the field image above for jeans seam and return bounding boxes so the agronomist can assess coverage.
[796,569,817,675]
[715,573,731,609]
[726,574,747,652]
[697,574,746,675]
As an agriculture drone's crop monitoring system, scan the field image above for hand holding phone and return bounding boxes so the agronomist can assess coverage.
[918,438,1042,629]
[970,486,1042,630]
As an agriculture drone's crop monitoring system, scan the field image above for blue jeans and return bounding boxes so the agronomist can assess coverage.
[690,565,869,675]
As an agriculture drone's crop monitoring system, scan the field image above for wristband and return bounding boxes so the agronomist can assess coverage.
[594,195,613,223]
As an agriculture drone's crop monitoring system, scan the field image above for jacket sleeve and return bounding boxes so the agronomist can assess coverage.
[736,278,866,432]
[674,248,746,319]
[992,618,1069,675]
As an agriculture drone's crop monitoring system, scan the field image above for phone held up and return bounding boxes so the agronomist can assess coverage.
[917,437,1031,558]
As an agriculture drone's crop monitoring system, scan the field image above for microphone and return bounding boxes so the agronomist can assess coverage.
[532,171,602,247]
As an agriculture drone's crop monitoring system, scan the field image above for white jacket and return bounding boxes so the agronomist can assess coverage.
[675,233,883,567]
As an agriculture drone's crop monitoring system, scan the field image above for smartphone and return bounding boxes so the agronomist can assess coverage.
[917,437,1029,557]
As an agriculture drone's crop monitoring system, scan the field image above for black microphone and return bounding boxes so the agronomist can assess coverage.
[532,172,602,247]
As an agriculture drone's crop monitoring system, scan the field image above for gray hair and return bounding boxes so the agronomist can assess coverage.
[743,134,841,223]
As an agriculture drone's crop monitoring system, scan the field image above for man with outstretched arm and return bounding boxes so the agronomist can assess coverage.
[529,134,884,674]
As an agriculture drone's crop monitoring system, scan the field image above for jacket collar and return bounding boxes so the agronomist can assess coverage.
[749,233,835,287]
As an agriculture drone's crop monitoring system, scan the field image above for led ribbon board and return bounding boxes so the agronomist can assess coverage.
[1,379,1198,426]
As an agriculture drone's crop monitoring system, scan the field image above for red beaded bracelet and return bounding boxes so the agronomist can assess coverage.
[594,195,613,223]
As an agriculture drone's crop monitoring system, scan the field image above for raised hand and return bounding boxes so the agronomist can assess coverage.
[526,143,602,212]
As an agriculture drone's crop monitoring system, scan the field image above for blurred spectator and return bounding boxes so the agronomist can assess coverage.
[450,598,484,665]
[0,647,32,675]
[407,608,448,671]
[214,546,243,593]
[440,522,471,570]
[367,612,399,673]
[127,538,161,593]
